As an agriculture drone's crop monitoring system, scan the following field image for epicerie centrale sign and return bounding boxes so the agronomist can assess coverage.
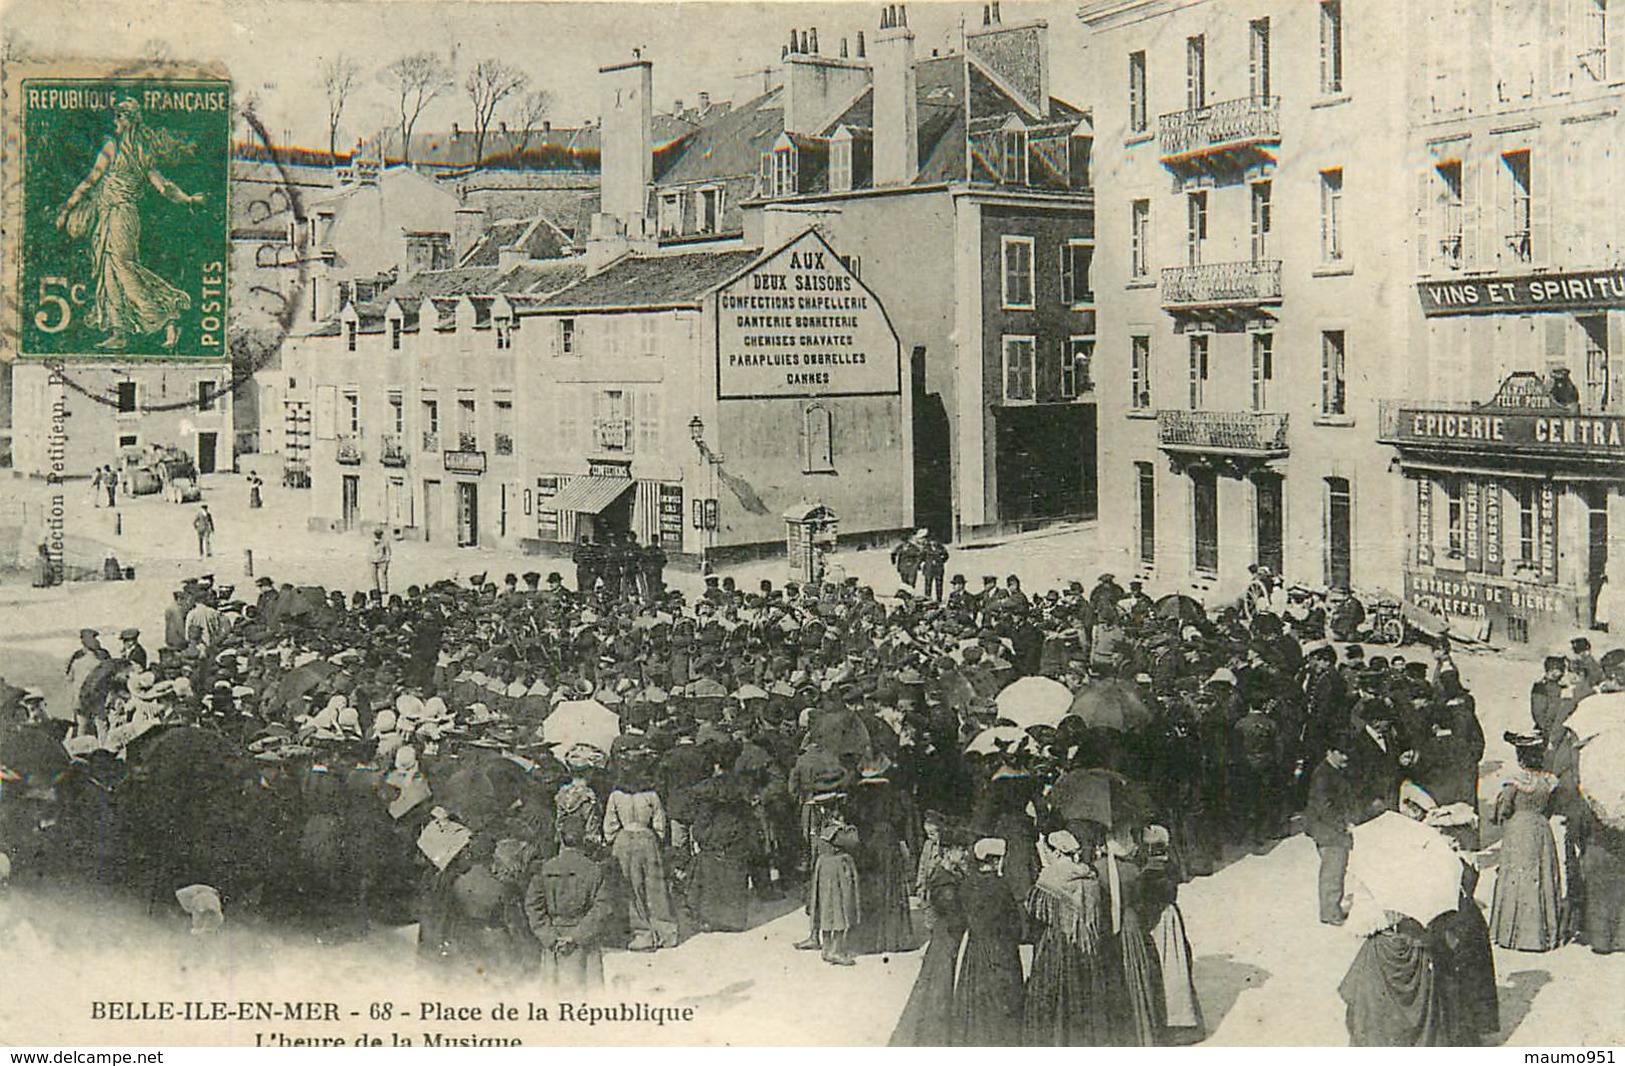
[715,232,901,400]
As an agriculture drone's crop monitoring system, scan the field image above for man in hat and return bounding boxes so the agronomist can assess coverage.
[118,628,148,669]
[369,529,392,595]
[193,504,215,558]
[64,628,110,736]
[1530,654,1572,740]
[524,814,619,991]
[891,531,924,592]
[1570,637,1604,701]
[1090,573,1126,618]
[640,535,668,602]
[946,574,973,612]
[920,533,949,603]
[1304,737,1356,924]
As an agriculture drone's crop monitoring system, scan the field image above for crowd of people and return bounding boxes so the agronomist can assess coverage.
[2,555,1624,1047]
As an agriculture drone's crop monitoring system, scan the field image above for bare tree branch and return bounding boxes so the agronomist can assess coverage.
[380,52,453,167]
[321,55,361,162]
[512,88,554,158]
[464,59,528,167]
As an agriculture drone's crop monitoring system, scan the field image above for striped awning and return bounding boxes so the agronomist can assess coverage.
[547,475,635,514]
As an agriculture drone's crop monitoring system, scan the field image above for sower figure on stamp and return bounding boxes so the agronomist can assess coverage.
[55,99,205,351]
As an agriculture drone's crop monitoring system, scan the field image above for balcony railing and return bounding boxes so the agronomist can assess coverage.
[421,431,440,453]
[1157,410,1290,456]
[380,434,408,467]
[594,418,632,452]
[1161,260,1283,308]
[335,434,363,466]
[494,432,514,456]
[457,432,479,453]
[1159,96,1280,162]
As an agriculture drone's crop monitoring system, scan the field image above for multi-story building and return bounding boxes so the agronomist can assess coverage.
[1381,0,1625,646]
[646,5,1097,538]
[1080,0,1411,603]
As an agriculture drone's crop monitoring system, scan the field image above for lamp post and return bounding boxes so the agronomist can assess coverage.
[689,415,723,571]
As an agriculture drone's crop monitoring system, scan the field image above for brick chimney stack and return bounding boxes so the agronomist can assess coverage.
[872,5,918,187]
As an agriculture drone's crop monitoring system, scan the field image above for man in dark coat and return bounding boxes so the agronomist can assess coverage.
[1530,655,1571,739]
[1304,740,1356,924]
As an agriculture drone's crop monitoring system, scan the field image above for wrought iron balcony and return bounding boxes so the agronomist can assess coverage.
[1161,260,1283,309]
[421,431,440,453]
[1157,410,1289,457]
[335,434,363,466]
[594,417,633,453]
[1159,96,1280,167]
[379,434,408,467]
[457,432,479,453]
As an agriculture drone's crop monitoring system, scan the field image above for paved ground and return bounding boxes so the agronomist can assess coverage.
[2,468,1622,1046]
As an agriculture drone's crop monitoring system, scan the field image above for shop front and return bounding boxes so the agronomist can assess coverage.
[1380,374,1622,646]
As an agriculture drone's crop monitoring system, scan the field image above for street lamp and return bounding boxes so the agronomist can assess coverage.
[688,414,723,464]
[688,415,721,573]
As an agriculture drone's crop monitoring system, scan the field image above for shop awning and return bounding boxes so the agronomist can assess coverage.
[547,476,635,514]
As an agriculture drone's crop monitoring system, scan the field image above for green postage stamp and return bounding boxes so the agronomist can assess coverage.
[16,76,230,361]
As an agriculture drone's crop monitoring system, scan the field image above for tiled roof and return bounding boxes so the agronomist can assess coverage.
[379,115,695,170]
[656,87,785,186]
[535,248,760,311]
[459,215,572,267]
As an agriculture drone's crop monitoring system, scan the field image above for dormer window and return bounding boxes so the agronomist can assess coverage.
[699,187,722,232]
[1001,127,1029,186]
[762,135,800,199]
[346,321,357,352]
[830,129,854,193]
[658,191,682,237]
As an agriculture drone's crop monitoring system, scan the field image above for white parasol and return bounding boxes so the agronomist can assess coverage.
[1562,691,1625,747]
[1579,728,1625,832]
[1346,811,1465,925]
[994,676,1076,730]
[542,698,621,755]
[964,724,1037,756]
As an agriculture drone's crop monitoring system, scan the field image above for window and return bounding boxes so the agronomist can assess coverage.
[1186,191,1208,266]
[1136,462,1156,563]
[1128,51,1148,134]
[390,319,402,351]
[495,322,512,350]
[1320,0,1344,94]
[769,145,798,197]
[1130,200,1151,279]
[1583,315,1610,411]
[1188,334,1209,409]
[494,397,514,456]
[1062,337,1095,398]
[1250,181,1272,261]
[1001,127,1029,185]
[1320,168,1344,264]
[343,390,360,434]
[1578,0,1609,81]
[197,381,216,412]
[593,389,629,451]
[1251,333,1273,411]
[1002,336,1037,403]
[1504,150,1533,264]
[1185,35,1206,110]
[389,392,404,435]
[457,396,477,450]
[118,434,137,449]
[421,398,439,450]
[634,389,661,454]
[346,322,357,352]
[803,403,835,473]
[1131,335,1152,410]
[1061,241,1094,306]
[1326,477,1352,590]
[639,316,658,358]
[1515,481,1541,565]
[1321,330,1347,416]
[830,137,853,192]
[700,187,722,232]
[1249,18,1272,100]
[1436,162,1464,269]
[560,318,576,357]
[116,381,137,413]
[1193,468,1219,573]
[658,192,682,237]
[1001,236,1035,308]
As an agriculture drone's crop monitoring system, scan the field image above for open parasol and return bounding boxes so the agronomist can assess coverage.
[1579,728,1625,832]
[1563,691,1625,747]
[965,724,1037,757]
[1067,680,1155,732]
[1047,767,1153,829]
[542,699,621,755]
[1346,811,1465,924]
[1155,594,1205,625]
[995,676,1075,730]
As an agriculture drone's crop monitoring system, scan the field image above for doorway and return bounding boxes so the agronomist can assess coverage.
[1255,473,1284,576]
[1587,486,1608,623]
[423,480,441,542]
[341,474,360,531]
[1326,477,1352,591]
[457,481,479,547]
[197,432,217,475]
[386,477,409,532]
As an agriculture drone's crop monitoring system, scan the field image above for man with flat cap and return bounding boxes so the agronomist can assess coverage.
[118,628,148,669]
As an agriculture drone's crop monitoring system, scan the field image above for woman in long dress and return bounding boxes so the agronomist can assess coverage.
[849,761,914,954]
[603,769,678,951]
[1144,826,1205,1045]
[951,839,1025,1046]
[1022,829,1114,1046]
[1103,830,1167,1046]
[56,100,202,351]
[889,831,969,1046]
[1583,822,1625,954]
[1339,914,1453,1046]
[1488,740,1562,951]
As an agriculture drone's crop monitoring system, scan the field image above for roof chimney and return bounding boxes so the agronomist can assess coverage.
[983,4,991,26]
[873,4,918,186]
[596,56,654,237]
[789,27,799,53]
[810,27,819,53]
[783,24,872,135]
[966,13,1050,113]
[453,205,487,265]
[857,31,866,57]
[991,2,1001,22]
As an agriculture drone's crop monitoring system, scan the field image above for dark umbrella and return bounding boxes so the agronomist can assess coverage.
[274,660,339,711]
[77,658,130,718]
[1155,594,1205,625]
[1067,681,1155,733]
[430,754,527,828]
[1047,767,1153,829]
[0,723,71,788]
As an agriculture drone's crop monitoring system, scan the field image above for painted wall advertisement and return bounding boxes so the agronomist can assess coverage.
[715,231,901,400]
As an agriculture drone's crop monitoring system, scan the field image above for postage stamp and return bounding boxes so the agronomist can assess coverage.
[17,76,230,362]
